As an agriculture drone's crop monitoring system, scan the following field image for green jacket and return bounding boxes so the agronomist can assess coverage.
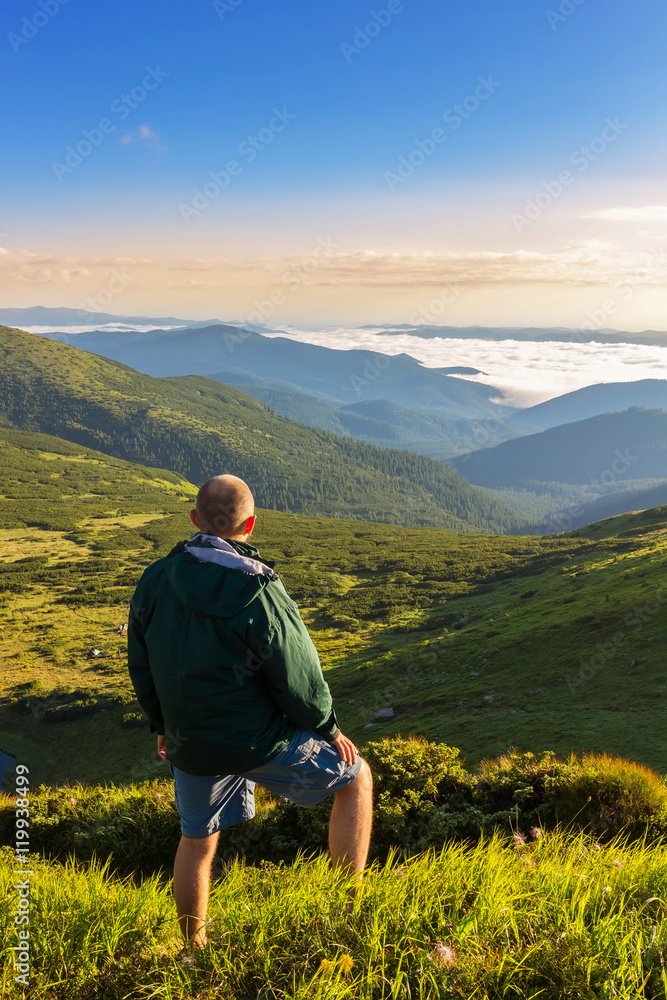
[127,533,340,775]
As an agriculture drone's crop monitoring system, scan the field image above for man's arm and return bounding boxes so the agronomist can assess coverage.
[258,602,341,740]
[127,603,165,736]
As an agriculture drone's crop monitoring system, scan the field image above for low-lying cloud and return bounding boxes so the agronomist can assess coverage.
[585,206,667,222]
[269,327,667,407]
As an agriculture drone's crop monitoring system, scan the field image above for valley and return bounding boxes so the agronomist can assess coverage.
[17,318,667,527]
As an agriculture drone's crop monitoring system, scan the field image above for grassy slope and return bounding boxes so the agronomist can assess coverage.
[1,429,666,786]
[0,428,198,786]
[0,325,524,534]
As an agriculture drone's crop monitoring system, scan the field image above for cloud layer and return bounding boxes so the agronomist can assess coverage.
[2,240,667,289]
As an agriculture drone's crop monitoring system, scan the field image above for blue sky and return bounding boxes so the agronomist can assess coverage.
[1,0,666,327]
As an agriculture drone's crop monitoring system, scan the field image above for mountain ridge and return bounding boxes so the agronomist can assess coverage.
[0,305,221,329]
[378,323,667,347]
[520,379,667,429]
[7,306,666,346]
[449,407,667,488]
[31,323,509,418]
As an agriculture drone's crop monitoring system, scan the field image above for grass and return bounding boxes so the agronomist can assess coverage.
[2,830,667,998]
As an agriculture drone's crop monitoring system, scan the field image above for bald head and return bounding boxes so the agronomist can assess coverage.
[193,475,255,539]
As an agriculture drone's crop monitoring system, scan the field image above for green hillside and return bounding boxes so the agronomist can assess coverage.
[1,428,666,788]
[0,325,525,534]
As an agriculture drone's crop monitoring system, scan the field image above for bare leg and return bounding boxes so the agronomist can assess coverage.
[328,758,373,882]
[173,832,219,947]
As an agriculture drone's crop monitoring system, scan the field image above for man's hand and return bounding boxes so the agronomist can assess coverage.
[331,732,358,766]
[157,734,167,760]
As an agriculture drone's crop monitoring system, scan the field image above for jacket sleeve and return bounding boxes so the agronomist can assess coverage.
[127,602,165,735]
[258,602,340,740]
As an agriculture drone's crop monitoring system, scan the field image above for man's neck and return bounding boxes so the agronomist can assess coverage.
[198,530,251,544]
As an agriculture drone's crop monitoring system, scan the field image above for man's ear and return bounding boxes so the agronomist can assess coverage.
[245,514,257,537]
[189,509,199,529]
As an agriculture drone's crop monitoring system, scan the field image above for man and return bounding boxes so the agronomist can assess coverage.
[128,474,373,950]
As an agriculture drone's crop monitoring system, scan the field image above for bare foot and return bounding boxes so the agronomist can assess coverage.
[177,950,197,968]
[177,934,209,963]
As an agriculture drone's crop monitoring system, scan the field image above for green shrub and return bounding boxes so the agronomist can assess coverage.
[121,711,147,729]
[464,749,667,844]
[2,740,665,877]
[539,752,667,839]
[0,781,180,875]
[360,736,470,854]
[276,741,667,859]
[42,698,101,723]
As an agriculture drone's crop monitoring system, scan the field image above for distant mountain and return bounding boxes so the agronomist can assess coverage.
[33,324,509,418]
[567,481,667,531]
[342,398,489,437]
[519,380,667,430]
[437,366,485,375]
[0,325,527,534]
[449,408,667,488]
[11,309,667,346]
[212,369,342,404]
[336,399,535,457]
[378,324,667,347]
[0,306,224,330]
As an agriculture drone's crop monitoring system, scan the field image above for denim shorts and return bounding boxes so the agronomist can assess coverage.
[172,729,361,839]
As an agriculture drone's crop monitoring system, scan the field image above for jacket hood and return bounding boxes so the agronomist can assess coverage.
[162,535,279,619]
